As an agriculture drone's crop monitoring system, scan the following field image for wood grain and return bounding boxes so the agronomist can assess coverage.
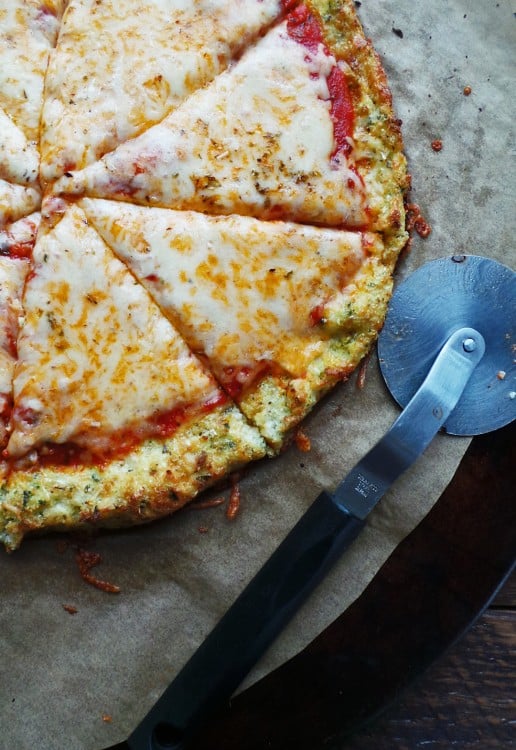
[342,578,516,749]
[492,572,516,609]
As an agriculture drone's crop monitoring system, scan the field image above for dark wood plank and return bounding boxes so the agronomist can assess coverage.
[341,610,516,749]
[492,570,516,608]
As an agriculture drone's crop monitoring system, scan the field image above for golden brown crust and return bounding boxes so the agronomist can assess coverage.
[238,239,398,448]
[0,403,266,550]
[310,0,403,149]
[308,0,409,246]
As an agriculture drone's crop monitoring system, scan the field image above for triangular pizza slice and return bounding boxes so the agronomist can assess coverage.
[57,1,407,234]
[0,0,66,225]
[0,0,66,143]
[0,179,41,228]
[0,215,37,447]
[82,199,398,448]
[0,203,266,550]
[40,0,289,184]
[0,108,39,187]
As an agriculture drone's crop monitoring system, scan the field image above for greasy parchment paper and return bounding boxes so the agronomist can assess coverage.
[1,2,515,748]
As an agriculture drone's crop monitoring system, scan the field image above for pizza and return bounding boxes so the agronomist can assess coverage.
[0,0,409,550]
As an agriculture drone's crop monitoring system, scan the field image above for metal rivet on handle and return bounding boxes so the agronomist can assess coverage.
[462,338,476,352]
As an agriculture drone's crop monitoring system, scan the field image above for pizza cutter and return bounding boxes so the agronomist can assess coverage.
[105,255,515,750]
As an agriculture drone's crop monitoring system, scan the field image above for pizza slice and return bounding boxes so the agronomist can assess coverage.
[0,0,66,143]
[0,203,266,550]
[0,215,37,447]
[0,108,39,187]
[82,199,398,448]
[0,179,41,228]
[56,0,407,235]
[40,0,289,184]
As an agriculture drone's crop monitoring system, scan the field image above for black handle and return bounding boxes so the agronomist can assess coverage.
[128,491,364,750]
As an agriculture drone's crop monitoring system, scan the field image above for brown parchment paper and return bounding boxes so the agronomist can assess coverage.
[1,1,514,748]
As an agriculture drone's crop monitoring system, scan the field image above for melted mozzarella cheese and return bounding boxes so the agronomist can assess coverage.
[57,22,369,227]
[0,255,30,446]
[0,109,39,186]
[40,0,283,183]
[0,212,40,252]
[7,204,221,458]
[0,179,41,228]
[0,1,65,142]
[82,200,366,382]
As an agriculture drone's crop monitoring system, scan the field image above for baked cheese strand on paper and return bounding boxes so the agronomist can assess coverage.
[40,0,287,184]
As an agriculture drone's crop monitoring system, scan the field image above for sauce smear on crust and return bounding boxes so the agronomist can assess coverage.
[9,394,230,469]
[221,361,288,399]
[286,4,355,157]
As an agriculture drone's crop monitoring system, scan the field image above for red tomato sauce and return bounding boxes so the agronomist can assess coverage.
[221,361,282,399]
[309,301,327,326]
[281,0,299,12]
[25,394,229,469]
[222,365,256,398]
[1,241,34,260]
[286,4,355,157]
[0,395,12,421]
[0,220,37,259]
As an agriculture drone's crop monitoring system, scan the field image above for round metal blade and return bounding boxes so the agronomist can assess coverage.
[378,255,516,436]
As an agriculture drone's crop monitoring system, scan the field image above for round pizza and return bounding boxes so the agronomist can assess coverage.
[0,0,409,550]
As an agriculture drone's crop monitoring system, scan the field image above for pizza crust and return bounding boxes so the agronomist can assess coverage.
[0,403,267,550]
[312,0,409,249]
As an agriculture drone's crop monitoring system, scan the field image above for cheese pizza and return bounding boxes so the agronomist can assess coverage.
[56,5,406,235]
[0,0,409,550]
[81,200,396,449]
[40,0,288,184]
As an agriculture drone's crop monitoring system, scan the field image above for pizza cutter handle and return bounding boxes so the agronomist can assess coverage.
[127,491,365,750]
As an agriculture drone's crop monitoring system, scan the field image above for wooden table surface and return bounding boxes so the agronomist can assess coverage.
[341,571,516,749]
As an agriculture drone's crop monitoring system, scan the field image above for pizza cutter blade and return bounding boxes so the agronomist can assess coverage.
[378,254,516,436]
[103,255,515,750]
